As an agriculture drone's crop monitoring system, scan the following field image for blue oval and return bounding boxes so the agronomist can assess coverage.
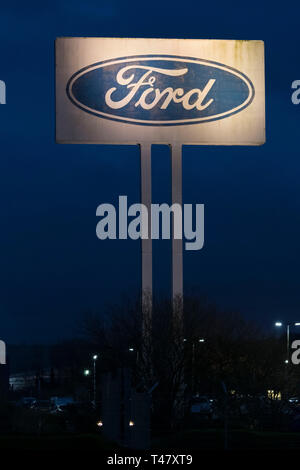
[66,55,255,126]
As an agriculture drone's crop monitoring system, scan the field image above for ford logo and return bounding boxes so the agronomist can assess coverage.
[66,55,255,126]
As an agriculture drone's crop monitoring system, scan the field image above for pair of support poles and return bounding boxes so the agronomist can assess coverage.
[140,143,183,312]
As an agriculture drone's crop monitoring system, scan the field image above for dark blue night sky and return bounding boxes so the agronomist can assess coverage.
[0,0,299,342]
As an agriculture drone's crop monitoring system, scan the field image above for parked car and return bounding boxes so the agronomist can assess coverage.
[18,397,36,408]
[190,396,213,417]
[289,397,299,404]
[50,396,75,412]
[30,399,52,412]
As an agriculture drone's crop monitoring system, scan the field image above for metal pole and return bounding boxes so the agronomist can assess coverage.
[171,143,183,311]
[192,342,195,393]
[170,144,184,424]
[140,144,152,312]
[287,324,290,362]
[221,381,228,450]
[93,358,96,407]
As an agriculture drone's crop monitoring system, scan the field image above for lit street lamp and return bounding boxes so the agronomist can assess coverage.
[93,354,98,407]
[183,337,206,393]
[274,322,300,363]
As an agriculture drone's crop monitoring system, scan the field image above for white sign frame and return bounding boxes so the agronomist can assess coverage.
[56,38,265,146]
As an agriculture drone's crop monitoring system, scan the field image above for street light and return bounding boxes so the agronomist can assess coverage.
[274,322,300,363]
[275,322,290,363]
[93,354,98,407]
[84,369,90,376]
[182,337,206,393]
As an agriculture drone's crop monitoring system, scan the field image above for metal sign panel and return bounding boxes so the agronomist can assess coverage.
[56,38,265,145]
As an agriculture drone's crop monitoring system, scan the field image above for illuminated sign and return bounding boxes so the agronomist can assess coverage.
[66,56,254,126]
[56,38,265,145]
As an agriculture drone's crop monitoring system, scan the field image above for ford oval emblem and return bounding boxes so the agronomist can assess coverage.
[66,55,255,126]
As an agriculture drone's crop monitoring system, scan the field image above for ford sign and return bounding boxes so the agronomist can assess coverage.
[56,38,265,145]
[66,56,255,126]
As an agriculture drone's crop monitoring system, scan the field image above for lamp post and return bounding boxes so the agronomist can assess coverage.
[274,322,300,363]
[92,354,98,407]
[193,338,205,393]
[128,347,140,365]
[183,338,205,393]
